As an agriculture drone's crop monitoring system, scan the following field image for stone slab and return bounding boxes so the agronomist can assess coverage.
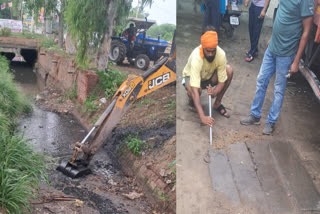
[270,141,320,210]
[209,149,241,205]
[248,141,293,213]
[227,142,270,213]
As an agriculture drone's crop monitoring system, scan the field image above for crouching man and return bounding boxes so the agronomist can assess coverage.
[182,27,233,127]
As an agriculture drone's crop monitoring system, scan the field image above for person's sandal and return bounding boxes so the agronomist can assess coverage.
[214,104,230,118]
[188,99,197,112]
[245,51,258,57]
[246,54,254,62]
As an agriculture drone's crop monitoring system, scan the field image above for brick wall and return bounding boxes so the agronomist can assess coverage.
[37,47,98,103]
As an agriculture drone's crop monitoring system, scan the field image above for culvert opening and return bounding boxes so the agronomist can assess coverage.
[0,52,16,61]
[20,49,38,65]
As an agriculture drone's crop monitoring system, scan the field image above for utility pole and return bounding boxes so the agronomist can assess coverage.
[44,0,47,35]
[20,2,23,21]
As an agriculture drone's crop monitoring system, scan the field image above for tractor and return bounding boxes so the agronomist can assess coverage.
[109,17,170,70]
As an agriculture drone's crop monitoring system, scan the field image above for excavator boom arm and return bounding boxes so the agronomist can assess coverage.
[57,33,176,178]
[81,56,176,161]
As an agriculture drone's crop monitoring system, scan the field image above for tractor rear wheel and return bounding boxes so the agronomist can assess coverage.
[135,54,150,70]
[109,40,126,64]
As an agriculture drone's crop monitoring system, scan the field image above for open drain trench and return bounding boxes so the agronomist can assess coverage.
[12,60,161,213]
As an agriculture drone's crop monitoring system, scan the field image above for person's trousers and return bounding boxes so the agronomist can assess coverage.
[248,3,264,56]
[250,48,295,124]
[202,0,220,33]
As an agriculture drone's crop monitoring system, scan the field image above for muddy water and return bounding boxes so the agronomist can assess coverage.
[13,61,115,174]
[13,61,87,159]
[12,61,149,214]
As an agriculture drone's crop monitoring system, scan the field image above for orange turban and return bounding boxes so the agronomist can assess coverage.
[200,31,218,58]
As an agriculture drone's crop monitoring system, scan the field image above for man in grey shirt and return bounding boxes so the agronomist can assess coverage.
[241,0,314,135]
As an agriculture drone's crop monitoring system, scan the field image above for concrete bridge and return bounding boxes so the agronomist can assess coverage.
[0,36,41,64]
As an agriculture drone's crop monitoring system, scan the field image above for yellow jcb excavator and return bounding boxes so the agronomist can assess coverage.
[57,35,176,178]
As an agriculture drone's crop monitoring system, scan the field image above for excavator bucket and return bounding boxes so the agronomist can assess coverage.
[56,160,91,178]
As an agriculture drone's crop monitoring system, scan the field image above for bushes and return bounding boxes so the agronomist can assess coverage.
[0,27,12,37]
[0,56,31,134]
[125,135,146,156]
[41,38,60,51]
[96,67,127,98]
[0,134,47,214]
[0,55,45,214]
[84,94,99,114]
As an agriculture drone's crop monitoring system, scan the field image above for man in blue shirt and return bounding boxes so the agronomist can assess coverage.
[240,0,315,135]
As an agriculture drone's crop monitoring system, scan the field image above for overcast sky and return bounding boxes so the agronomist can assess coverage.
[131,0,176,25]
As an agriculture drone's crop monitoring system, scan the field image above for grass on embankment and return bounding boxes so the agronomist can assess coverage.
[0,56,31,134]
[10,32,44,39]
[0,55,47,214]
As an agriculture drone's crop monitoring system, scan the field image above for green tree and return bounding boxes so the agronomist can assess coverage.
[0,0,23,19]
[147,24,176,41]
[114,5,147,36]
[24,0,66,48]
[132,0,153,18]
[65,0,153,70]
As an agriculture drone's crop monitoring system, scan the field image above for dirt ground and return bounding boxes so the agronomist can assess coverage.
[176,12,320,214]
[14,61,175,214]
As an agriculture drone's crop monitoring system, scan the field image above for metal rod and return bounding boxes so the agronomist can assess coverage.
[209,95,212,146]
[80,127,96,145]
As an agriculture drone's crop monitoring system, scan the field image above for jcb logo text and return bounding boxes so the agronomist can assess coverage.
[148,73,170,90]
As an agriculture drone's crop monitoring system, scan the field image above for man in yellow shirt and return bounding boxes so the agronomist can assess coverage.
[182,27,233,127]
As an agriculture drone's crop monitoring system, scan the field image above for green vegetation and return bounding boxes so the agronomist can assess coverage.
[0,27,12,37]
[165,100,176,110]
[0,0,23,19]
[154,187,169,202]
[80,67,127,116]
[22,0,152,69]
[135,98,155,107]
[11,32,44,39]
[0,55,47,213]
[40,38,68,57]
[24,0,67,48]
[65,0,131,68]
[0,135,47,214]
[166,114,175,123]
[147,24,176,41]
[90,115,100,125]
[125,135,146,156]
[96,67,127,98]
[63,84,78,100]
[0,112,10,134]
[0,56,31,134]
[169,160,176,185]
[57,97,64,103]
[114,0,153,35]
[41,38,60,50]
[84,94,99,114]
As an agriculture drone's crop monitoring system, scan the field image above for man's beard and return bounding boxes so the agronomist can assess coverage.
[205,55,215,62]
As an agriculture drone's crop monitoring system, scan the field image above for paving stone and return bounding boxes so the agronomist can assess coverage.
[270,141,320,210]
[209,149,241,206]
[227,142,270,213]
[247,141,293,213]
